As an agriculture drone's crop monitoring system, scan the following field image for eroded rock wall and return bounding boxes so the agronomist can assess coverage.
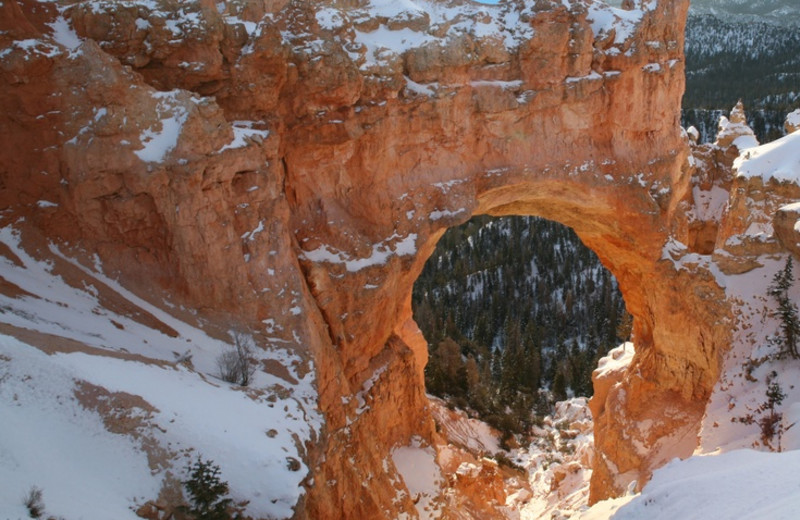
[0,0,759,516]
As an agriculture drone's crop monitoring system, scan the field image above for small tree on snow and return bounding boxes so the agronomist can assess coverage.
[768,257,800,359]
[217,330,257,386]
[736,371,795,452]
[759,378,787,451]
[181,457,234,520]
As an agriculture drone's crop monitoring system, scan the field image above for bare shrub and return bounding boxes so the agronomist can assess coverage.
[22,486,44,519]
[217,330,257,386]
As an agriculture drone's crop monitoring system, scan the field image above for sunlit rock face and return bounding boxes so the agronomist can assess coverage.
[3,0,776,516]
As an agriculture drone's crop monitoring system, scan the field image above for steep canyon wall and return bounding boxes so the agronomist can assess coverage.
[0,0,763,517]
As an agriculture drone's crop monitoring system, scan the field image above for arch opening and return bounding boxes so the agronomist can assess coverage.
[412,215,630,437]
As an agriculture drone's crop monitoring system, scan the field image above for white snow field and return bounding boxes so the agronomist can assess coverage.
[579,450,800,520]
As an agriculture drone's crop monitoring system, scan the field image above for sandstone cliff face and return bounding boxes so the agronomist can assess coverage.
[2,0,784,517]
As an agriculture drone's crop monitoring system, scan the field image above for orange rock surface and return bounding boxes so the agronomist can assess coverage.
[4,0,783,517]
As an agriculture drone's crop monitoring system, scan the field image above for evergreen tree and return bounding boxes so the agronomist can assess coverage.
[760,378,788,451]
[552,370,568,402]
[521,321,542,393]
[181,457,234,520]
[616,309,633,342]
[768,258,800,359]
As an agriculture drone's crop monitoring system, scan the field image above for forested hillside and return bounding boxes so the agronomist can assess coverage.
[689,0,800,26]
[682,14,800,142]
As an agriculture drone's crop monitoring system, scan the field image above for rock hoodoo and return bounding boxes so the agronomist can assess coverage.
[4,0,789,517]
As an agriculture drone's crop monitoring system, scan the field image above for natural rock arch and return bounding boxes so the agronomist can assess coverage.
[282,0,726,514]
[1,0,739,517]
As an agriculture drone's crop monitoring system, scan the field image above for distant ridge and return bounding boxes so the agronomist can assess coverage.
[689,0,800,26]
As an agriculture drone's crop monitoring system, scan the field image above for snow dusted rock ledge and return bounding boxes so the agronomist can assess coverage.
[785,108,800,134]
[720,114,800,265]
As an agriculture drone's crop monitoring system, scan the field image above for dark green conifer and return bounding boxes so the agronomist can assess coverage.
[768,258,800,359]
[181,457,234,520]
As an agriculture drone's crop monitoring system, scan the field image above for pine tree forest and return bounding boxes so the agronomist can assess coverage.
[412,217,630,437]
[681,14,800,143]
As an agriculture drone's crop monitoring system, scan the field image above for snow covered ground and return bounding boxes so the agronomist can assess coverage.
[579,449,800,520]
[697,117,800,456]
[0,225,320,519]
[520,342,800,520]
[430,395,501,456]
[392,436,446,520]
[517,397,596,520]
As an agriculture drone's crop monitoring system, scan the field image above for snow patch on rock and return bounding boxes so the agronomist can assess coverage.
[392,436,445,519]
[734,131,800,185]
[302,233,418,272]
[134,91,190,163]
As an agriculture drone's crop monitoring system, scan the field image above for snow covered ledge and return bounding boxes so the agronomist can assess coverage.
[732,129,800,260]
[578,111,800,520]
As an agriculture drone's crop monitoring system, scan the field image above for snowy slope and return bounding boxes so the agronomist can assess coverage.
[697,125,800,455]
[0,225,320,519]
[579,450,800,520]
[733,131,800,183]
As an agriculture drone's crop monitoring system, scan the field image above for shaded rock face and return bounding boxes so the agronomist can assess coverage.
[0,0,755,516]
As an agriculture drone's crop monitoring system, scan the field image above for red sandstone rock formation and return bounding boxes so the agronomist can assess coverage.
[5,0,792,517]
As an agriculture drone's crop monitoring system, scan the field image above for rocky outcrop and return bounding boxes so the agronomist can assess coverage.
[772,113,800,259]
[785,108,800,134]
[774,203,800,259]
[714,100,758,151]
[5,0,791,517]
